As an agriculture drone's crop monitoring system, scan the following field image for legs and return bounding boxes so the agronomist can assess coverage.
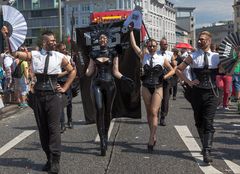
[142,86,163,152]
[93,82,116,156]
[192,88,217,164]
[34,94,62,173]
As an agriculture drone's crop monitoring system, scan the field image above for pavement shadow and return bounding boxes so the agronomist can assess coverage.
[12,126,37,130]
[113,141,196,162]
[0,157,43,172]
[61,140,101,156]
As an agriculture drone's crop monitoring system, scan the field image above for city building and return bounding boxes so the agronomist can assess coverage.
[196,21,234,46]
[12,0,63,47]
[175,7,195,47]
[64,0,176,50]
[233,0,240,32]
[176,25,190,44]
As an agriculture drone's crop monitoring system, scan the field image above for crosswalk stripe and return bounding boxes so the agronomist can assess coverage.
[223,158,240,174]
[175,125,223,174]
[95,118,115,142]
[0,130,35,156]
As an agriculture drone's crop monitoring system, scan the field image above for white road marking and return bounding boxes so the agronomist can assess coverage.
[95,119,115,142]
[175,125,223,174]
[0,130,35,156]
[232,124,240,127]
[223,158,240,174]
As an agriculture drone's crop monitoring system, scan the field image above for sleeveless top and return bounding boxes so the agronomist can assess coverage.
[191,49,219,89]
[31,49,64,91]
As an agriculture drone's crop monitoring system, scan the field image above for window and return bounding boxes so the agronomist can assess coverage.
[31,10,42,17]
[25,39,32,47]
[54,0,59,8]
[81,16,89,25]
[32,0,40,9]
[81,3,90,12]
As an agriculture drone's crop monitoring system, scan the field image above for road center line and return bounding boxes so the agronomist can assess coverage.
[175,125,223,174]
[223,158,240,174]
[0,130,35,156]
[95,119,115,142]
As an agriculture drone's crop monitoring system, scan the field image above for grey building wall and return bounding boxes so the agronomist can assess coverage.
[196,21,234,46]
[12,0,63,47]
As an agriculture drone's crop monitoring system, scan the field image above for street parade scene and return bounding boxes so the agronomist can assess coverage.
[0,0,239,174]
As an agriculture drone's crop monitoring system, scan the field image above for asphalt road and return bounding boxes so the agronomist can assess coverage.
[0,86,239,174]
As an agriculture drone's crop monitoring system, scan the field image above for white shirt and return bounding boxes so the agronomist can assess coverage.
[190,49,219,69]
[157,50,173,62]
[31,49,64,74]
[1,53,13,68]
[142,53,164,67]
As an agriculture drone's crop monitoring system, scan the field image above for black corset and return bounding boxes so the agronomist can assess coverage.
[95,59,113,81]
[142,64,164,88]
[193,68,218,89]
[34,74,58,91]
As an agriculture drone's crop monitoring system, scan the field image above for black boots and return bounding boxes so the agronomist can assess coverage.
[203,133,214,164]
[159,116,166,126]
[42,155,60,174]
[100,135,107,156]
[48,155,60,174]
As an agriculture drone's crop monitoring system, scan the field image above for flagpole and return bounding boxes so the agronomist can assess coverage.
[70,8,75,59]
[133,1,151,40]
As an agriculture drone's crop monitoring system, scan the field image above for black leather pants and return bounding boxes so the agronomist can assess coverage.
[92,79,116,139]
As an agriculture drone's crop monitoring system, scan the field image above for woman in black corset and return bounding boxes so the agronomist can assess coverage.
[130,26,175,152]
[86,33,134,156]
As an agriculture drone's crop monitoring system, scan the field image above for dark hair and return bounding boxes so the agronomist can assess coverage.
[172,48,179,54]
[41,30,54,36]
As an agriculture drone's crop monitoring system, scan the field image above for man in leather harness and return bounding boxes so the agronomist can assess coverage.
[176,31,219,164]
[2,27,76,174]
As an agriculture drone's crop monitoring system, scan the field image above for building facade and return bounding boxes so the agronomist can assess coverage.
[12,0,63,47]
[64,0,176,50]
[233,0,240,32]
[196,21,234,46]
[175,7,195,47]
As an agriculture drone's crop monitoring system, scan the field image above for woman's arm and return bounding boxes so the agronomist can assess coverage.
[112,56,123,79]
[129,30,144,60]
[85,58,95,77]
[57,57,76,93]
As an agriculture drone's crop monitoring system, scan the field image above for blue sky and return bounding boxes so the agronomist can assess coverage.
[171,0,234,28]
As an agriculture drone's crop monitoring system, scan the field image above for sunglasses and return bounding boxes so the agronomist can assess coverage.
[148,45,157,48]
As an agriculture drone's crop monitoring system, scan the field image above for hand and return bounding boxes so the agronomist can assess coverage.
[1,26,9,38]
[128,22,134,31]
[121,76,135,92]
[187,79,199,87]
[56,84,66,93]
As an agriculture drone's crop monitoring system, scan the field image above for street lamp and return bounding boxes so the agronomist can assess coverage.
[59,0,62,41]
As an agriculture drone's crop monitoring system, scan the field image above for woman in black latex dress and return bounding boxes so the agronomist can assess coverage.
[86,34,134,156]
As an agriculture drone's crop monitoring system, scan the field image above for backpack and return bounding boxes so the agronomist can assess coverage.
[12,61,23,78]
